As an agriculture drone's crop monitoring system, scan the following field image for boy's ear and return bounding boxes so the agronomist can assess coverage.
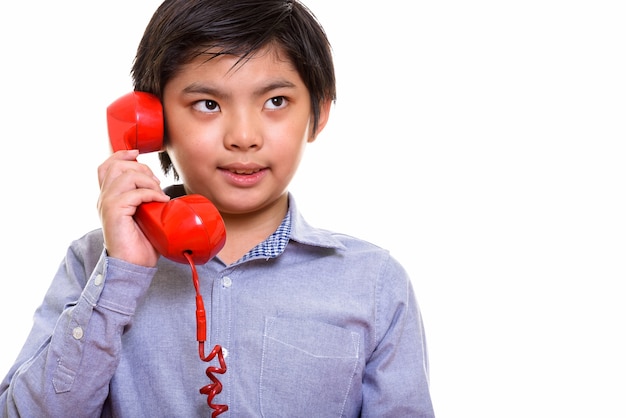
[308,99,332,143]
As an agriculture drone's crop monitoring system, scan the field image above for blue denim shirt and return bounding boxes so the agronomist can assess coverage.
[0,194,434,417]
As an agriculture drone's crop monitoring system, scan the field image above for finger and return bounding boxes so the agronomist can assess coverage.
[98,153,160,190]
[98,185,170,220]
[99,168,169,207]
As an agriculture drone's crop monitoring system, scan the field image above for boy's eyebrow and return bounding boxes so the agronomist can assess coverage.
[182,83,221,96]
[182,79,298,98]
[253,80,297,96]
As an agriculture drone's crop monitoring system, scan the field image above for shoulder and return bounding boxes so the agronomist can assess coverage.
[70,228,105,253]
[292,222,409,286]
[331,231,408,280]
[65,228,106,271]
[325,229,389,257]
[288,194,406,273]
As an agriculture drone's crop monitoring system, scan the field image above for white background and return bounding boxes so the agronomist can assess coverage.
[1,1,625,416]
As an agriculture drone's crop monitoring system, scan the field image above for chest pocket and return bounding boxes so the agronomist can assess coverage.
[260,317,361,417]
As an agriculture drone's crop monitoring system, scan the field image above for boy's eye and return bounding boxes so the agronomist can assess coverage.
[193,99,220,113]
[265,96,287,109]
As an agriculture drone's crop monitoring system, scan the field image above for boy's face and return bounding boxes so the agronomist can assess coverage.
[162,44,330,216]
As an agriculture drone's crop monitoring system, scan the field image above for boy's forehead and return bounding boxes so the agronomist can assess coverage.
[190,42,291,68]
[168,42,302,90]
[178,43,296,78]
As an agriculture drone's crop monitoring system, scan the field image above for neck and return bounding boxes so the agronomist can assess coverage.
[217,194,289,265]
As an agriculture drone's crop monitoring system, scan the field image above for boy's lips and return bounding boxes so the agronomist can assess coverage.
[219,164,268,186]
[220,162,266,173]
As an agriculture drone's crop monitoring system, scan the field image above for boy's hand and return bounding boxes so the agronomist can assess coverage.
[97,150,171,267]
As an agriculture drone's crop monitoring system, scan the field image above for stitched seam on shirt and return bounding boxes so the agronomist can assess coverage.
[374,253,392,349]
[258,317,274,418]
[53,361,76,393]
[53,299,92,393]
[265,336,358,359]
[338,332,360,417]
[95,300,134,315]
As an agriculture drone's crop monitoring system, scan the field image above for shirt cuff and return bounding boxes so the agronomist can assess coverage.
[90,255,157,316]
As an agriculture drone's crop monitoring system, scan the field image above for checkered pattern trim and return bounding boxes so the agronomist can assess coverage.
[239,211,291,262]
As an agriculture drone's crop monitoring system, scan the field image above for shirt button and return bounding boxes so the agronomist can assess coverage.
[222,347,229,358]
[72,326,84,340]
[222,276,232,288]
[94,273,104,286]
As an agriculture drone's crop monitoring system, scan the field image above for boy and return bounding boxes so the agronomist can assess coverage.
[0,0,434,416]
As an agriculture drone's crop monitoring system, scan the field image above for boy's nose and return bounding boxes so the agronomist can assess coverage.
[224,111,263,151]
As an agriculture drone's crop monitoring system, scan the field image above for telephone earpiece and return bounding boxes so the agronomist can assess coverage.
[106,91,226,264]
[107,91,164,154]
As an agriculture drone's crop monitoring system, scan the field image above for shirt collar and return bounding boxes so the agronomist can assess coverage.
[287,193,347,251]
[240,193,346,262]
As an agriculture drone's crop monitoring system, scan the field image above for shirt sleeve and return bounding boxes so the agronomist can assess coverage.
[361,254,435,417]
[0,234,156,418]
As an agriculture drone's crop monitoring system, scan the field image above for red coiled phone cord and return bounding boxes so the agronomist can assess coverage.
[184,252,228,417]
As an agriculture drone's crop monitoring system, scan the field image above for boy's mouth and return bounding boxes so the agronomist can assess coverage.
[229,168,262,175]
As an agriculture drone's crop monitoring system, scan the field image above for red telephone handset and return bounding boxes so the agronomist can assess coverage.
[106,91,226,264]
